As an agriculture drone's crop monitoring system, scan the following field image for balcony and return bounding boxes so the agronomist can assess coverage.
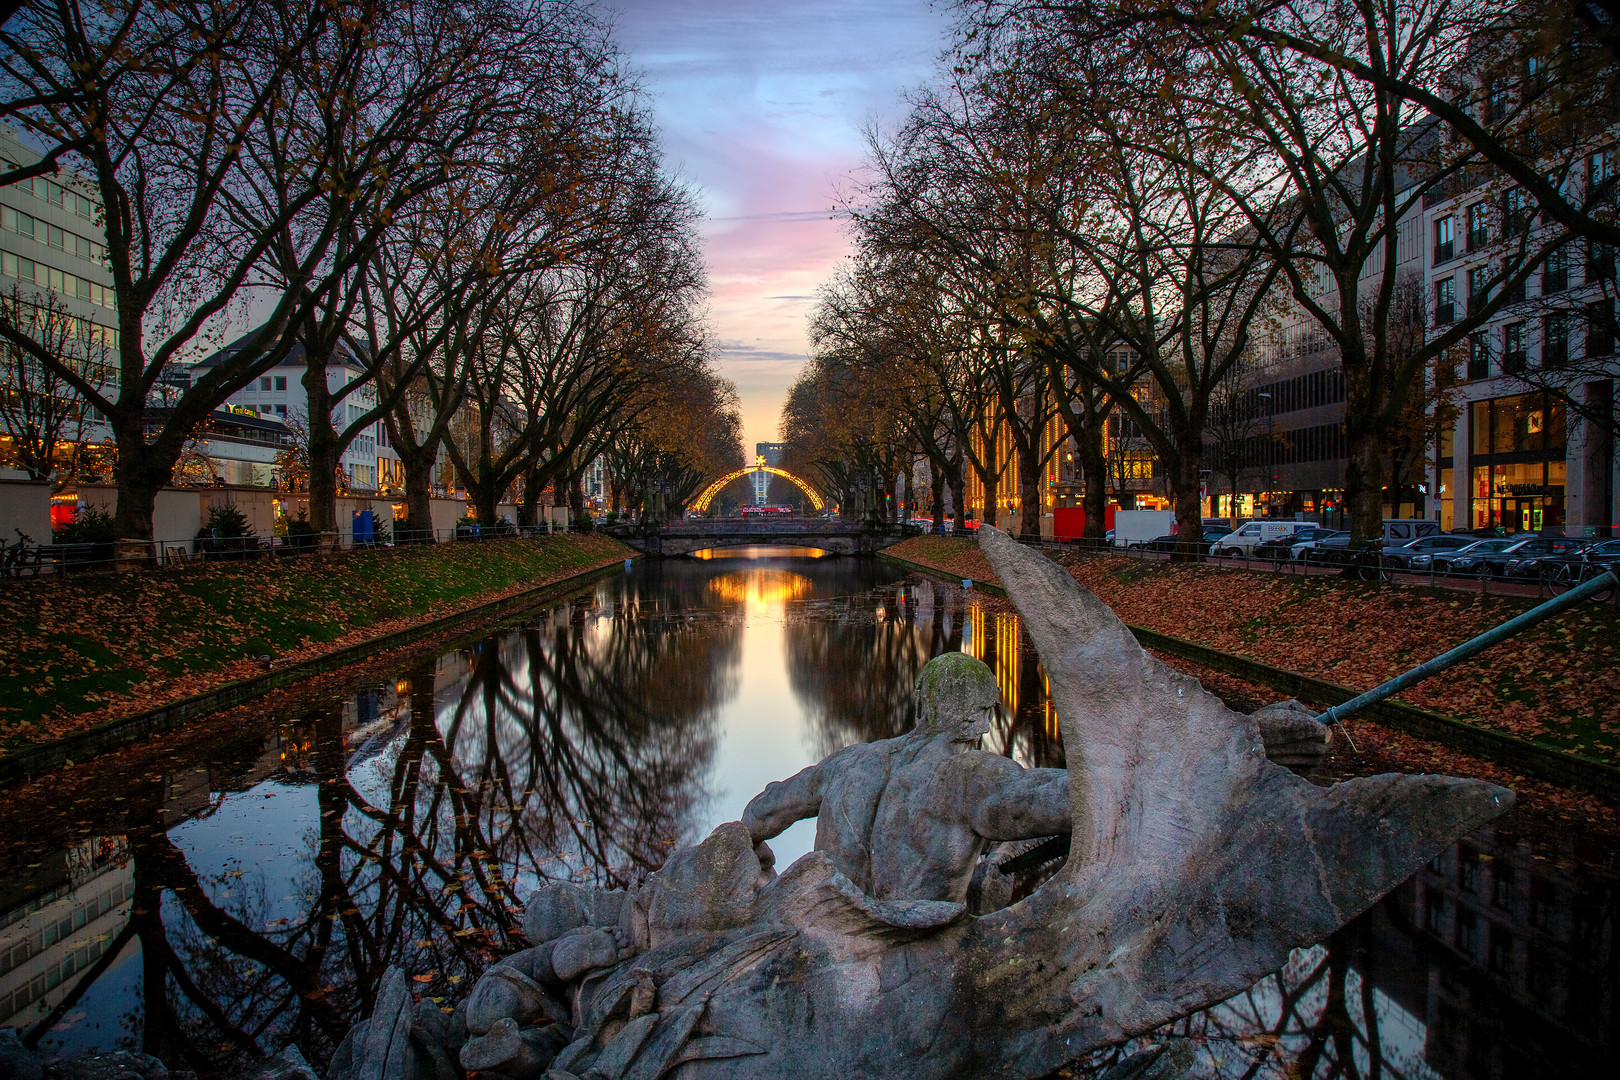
[1434,303,1456,325]
[1503,350,1526,375]
[1434,240,1455,264]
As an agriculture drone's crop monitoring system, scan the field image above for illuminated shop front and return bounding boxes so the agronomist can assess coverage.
[1469,392,1566,533]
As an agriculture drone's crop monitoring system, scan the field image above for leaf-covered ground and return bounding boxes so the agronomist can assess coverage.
[0,533,630,750]
[887,536,1620,766]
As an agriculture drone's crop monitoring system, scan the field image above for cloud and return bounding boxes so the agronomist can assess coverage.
[610,0,948,448]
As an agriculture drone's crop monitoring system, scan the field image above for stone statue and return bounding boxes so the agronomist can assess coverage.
[742,651,1069,905]
[330,527,1511,1080]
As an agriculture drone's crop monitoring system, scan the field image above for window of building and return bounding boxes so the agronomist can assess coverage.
[1467,264,1491,315]
[1492,862,1516,910]
[274,376,286,391]
[1488,927,1513,975]
[1503,259,1525,304]
[1455,907,1478,957]
[1587,300,1616,357]
[0,249,116,307]
[16,175,97,219]
[1503,187,1532,232]
[1587,241,1616,282]
[1435,276,1456,323]
[1468,332,1491,380]
[1590,146,1616,193]
[1467,202,1490,250]
[1543,312,1569,366]
[258,376,271,391]
[1543,244,1569,293]
[275,404,286,416]
[1458,847,1481,893]
[1434,215,1455,264]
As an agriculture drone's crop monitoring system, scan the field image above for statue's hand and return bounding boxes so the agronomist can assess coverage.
[551,927,633,981]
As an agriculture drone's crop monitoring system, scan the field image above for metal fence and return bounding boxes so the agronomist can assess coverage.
[1014,535,1617,604]
[1,520,572,579]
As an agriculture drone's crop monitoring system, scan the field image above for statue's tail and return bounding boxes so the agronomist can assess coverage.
[968,529,1511,1052]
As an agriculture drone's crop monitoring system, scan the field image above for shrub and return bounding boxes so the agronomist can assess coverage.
[571,512,595,533]
[197,503,257,558]
[283,510,318,551]
[53,505,117,545]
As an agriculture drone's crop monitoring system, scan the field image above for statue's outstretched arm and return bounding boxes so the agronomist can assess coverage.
[742,763,823,843]
[966,762,1070,841]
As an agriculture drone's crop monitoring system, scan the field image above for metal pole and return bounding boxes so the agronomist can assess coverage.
[1317,568,1618,726]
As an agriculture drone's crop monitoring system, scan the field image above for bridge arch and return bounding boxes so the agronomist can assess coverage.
[690,466,825,513]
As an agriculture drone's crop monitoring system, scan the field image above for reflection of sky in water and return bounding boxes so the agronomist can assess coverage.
[701,562,824,866]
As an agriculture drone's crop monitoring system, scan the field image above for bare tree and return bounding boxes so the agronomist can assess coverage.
[0,286,109,482]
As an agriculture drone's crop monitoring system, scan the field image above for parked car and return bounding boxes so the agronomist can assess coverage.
[1253,525,1329,560]
[1127,533,1203,554]
[1381,519,1442,543]
[1408,537,1516,573]
[1210,520,1314,557]
[1201,520,1234,540]
[1500,536,1597,580]
[1290,529,1348,560]
[1450,535,1590,579]
[1379,533,1476,570]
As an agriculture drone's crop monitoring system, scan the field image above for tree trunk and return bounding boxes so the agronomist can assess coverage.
[403,457,433,542]
[517,469,542,528]
[111,422,169,542]
[1018,448,1042,537]
[930,459,945,531]
[302,358,340,536]
[980,449,999,527]
[569,472,584,516]
[1170,452,1204,562]
[1077,421,1108,540]
[950,468,966,531]
[1344,425,1384,545]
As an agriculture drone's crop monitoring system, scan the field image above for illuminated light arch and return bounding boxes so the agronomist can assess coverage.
[690,466,825,513]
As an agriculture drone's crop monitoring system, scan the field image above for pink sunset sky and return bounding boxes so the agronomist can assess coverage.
[611,0,952,451]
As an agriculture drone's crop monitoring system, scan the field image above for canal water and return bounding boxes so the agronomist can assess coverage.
[0,550,1612,1077]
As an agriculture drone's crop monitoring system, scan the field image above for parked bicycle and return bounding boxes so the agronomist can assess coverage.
[2,529,42,579]
[1542,558,1618,603]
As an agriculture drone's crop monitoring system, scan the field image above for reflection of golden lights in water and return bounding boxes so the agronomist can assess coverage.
[960,603,1025,718]
[693,546,826,560]
[707,569,814,613]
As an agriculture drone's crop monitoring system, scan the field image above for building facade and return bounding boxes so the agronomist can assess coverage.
[199,335,402,495]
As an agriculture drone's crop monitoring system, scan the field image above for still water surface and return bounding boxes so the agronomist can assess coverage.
[0,550,1612,1077]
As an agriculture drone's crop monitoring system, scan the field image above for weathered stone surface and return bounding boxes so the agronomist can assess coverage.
[328,527,1511,1080]
[742,652,1069,904]
[41,1052,168,1080]
[1252,700,1333,774]
[242,1046,319,1080]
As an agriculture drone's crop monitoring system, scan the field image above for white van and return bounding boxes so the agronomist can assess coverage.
[1211,520,1314,556]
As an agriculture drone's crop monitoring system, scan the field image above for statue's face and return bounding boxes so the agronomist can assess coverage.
[913,653,1000,743]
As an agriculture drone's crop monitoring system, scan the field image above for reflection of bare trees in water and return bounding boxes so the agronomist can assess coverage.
[435,590,735,888]
[18,585,736,1076]
[786,585,933,756]
[786,580,1067,768]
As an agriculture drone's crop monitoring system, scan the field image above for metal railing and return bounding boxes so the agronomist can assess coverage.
[1,520,572,579]
[1019,535,1618,604]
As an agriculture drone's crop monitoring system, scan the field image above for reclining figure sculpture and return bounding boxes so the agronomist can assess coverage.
[332,528,1512,1080]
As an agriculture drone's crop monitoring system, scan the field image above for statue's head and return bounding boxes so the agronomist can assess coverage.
[912,652,1000,743]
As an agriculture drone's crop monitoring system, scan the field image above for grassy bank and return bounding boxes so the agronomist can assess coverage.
[886,535,1620,766]
[0,533,630,749]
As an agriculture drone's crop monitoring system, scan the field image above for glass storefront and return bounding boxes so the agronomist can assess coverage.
[1471,461,1566,531]
[1468,392,1567,533]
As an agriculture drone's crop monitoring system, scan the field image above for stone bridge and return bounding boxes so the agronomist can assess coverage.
[619,519,914,557]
